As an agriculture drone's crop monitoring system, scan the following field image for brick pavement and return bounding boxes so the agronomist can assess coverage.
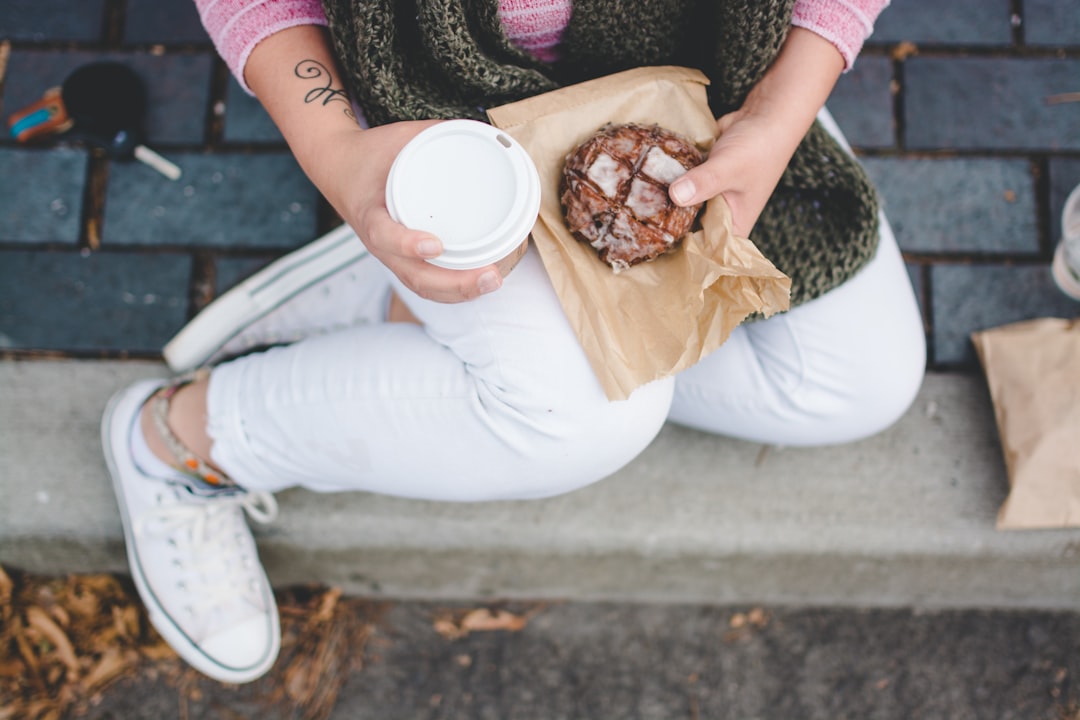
[1,0,1078,361]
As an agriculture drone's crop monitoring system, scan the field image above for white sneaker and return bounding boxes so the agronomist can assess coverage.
[102,379,281,684]
[164,224,392,372]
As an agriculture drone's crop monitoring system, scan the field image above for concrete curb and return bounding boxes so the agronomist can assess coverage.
[3,359,1080,609]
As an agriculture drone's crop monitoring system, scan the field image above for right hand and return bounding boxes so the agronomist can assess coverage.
[306,120,505,303]
[244,27,502,303]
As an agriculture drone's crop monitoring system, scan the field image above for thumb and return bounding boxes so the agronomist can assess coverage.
[669,157,728,208]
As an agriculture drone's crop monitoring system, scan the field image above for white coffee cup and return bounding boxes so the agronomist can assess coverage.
[385,119,541,277]
[1051,182,1080,300]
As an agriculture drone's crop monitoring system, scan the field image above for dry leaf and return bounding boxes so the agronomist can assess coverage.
[49,605,70,629]
[80,647,133,692]
[284,660,317,703]
[891,41,918,60]
[0,661,25,678]
[13,622,44,686]
[433,618,466,640]
[140,641,177,661]
[434,607,532,639]
[725,608,771,642]
[746,607,770,629]
[461,608,529,633]
[0,565,13,604]
[64,587,100,619]
[26,606,79,673]
[20,700,58,720]
[313,587,342,623]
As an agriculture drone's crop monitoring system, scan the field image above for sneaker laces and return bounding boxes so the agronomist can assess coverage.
[135,488,279,634]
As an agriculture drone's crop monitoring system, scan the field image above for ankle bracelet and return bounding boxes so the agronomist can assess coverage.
[152,370,240,492]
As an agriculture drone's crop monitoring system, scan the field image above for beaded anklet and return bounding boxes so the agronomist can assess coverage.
[151,370,239,493]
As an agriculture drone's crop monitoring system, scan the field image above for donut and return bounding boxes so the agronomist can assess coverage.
[560,123,705,272]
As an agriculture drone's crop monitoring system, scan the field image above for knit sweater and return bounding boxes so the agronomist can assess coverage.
[196,0,886,309]
[196,0,888,93]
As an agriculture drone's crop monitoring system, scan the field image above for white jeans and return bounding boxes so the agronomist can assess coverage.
[205,207,924,501]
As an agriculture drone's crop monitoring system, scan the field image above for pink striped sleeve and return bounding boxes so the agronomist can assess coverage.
[791,0,890,70]
[194,0,329,94]
[497,0,573,63]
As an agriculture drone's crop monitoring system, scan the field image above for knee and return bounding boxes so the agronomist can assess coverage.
[492,376,675,499]
[813,329,927,444]
[855,347,926,439]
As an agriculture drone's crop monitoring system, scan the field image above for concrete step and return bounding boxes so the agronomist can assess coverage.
[3,359,1079,609]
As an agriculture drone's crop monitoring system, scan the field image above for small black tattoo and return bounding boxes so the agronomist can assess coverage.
[294,59,355,119]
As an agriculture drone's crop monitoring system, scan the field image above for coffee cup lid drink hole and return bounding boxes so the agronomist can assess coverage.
[386,119,541,270]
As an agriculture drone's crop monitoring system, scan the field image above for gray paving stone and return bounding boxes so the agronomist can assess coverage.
[862,157,1038,254]
[904,57,1080,151]
[0,250,190,352]
[827,56,894,149]
[124,0,210,45]
[1023,0,1080,46]
[906,262,926,316]
[871,0,1013,45]
[215,255,277,294]
[930,263,1080,365]
[0,0,106,42]
[223,79,285,144]
[1049,158,1080,244]
[103,153,319,249]
[2,50,213,146]
[0,148,86,245]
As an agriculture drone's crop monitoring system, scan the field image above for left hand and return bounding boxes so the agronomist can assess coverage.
[666,28,845,238]
[668,107,799,238]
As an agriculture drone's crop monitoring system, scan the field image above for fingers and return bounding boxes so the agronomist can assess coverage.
[667,147,758,236]
[366,210,503,303]
[402,261,502,304]
[669,156,728,208]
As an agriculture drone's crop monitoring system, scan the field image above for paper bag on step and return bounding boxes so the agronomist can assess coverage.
[971,317,1080,529]
[487,66,790,401]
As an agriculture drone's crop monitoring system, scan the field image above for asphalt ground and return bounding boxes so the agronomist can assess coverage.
[83,594,1080,720]
[10,567,1080,720]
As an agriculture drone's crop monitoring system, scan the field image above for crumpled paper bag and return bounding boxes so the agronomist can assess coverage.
[487,66,790,401]
[971,317,1080,529]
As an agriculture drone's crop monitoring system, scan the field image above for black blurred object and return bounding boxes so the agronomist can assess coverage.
[62,62,145,158]
[62,62,181,180]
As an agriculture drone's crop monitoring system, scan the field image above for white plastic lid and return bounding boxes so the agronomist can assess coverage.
[1051,183,1080,300]
[386,119,541,270]
[1063,182,1080,242]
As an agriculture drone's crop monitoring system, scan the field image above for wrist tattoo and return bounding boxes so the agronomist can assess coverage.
[294,59,355,119]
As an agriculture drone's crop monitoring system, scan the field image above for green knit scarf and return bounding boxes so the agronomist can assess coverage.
[321,0,880,308]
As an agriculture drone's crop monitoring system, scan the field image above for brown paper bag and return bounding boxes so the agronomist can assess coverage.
[486,66,790,401]
[971,317,1080,529]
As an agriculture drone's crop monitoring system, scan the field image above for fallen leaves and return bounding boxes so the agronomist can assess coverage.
[268,584,379,720]
[432,605,544,640]
[723,607,772,643]
[0,565,174,720]
[0,565,383,720]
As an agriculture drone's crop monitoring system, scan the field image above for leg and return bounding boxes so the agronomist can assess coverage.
[205,246,675,499]
[668,208,926,445]
[102,381,280,684]
[163,225,394,371]
[106,245,673,685]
